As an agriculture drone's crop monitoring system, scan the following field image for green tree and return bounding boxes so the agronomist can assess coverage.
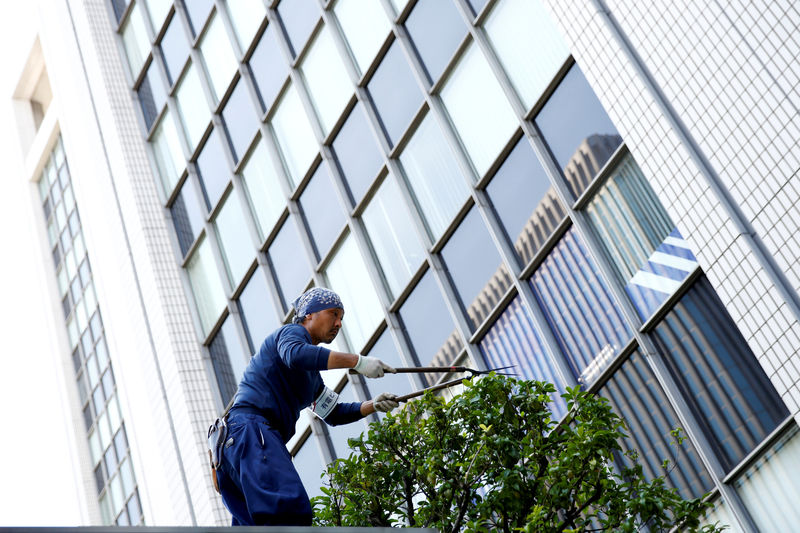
[312,375,725,532]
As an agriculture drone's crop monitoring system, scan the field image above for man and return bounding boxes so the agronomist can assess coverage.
[216,287,399,526]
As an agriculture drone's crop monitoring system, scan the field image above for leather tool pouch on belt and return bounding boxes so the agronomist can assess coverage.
[207,417,228,494]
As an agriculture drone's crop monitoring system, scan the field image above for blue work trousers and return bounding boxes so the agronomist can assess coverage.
[218,412,312,526]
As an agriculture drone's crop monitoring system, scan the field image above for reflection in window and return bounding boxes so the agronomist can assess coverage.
[301,25,352,135]
[195,128,231,211]
[485,0,569,109]
[182,0,214,37]
[268,216,312,312]
[325,235,383,352]
[248,25,287,113]
[367,41,423,147]
[442,207,509,330]
[530,228,631,384]
[138,62,167,132]
[398,113,469,240]
[239,138,286,241]
[363,329,416,403]
[405,0,466,84]
[276,0,320,58]
[334,0,390,76]
[209,316,248,406]
[585,154,699,319]
[186,236,227,336]
[599,350,713,499]
[121,2,150,79]
[485,138,565,265]
[299,162,347,261]
[271,84,318,188]
[535,64,622,198]
[175,63,209,151]
[199,12,238,103]
[170,176,205,257]
[159,12,190,86]
[361,172,425,299]
[214,192,255,287]
[652,276,788,473]
[479,297,566,417]
[225,0,266,53]
[221,79,260,164]
[150,110,185,197]
[441,43,518,178]
[237,269,281,352]
[331,102,383,205]
[734,428,800,531]
[293,435,325,499]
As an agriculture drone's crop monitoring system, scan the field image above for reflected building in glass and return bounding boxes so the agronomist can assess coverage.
[4,0,800,530]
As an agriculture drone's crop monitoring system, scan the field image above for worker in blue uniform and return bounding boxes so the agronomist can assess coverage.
[216,287,399,526]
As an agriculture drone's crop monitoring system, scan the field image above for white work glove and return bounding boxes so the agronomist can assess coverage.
[353,355,396,378]
[373,392,400,413]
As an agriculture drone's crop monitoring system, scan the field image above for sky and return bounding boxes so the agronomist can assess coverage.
[0,1,85,526]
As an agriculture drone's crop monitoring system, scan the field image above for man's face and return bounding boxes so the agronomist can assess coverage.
[304,307,344,345]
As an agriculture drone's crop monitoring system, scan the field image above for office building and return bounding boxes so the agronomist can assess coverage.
[3,0,799,530]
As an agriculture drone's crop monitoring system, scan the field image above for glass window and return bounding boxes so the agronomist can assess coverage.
[398,270,462,370]
[237,269,281,352]
[530,227,632,384]
[652,276,789,473]
[325,235,383,352]
[485,0,569,110]
[121,2,150,79]
[182,0,214,37]
[239,138,286,241]
[327,382,368,457]
[441,208,508,330]
[535,64,622,198]
[441,43,518,178]
[298,162,347,261]
[485,137,566,265]
[300,25,352,136]
[388,0,410,16]
[271,84,318,188]
[333,0,390,76]
[175,63,210,151]
[398,112,469,240]
[735,428,800,531]
[143,0,172,31]
[199,12,238,103]
[479,297,566,417]
[195,128,231,211]
[466,0,489,17]
[367,41,423,147]
[268,215,312,312]
[599,350,713,499]
[159,12,191,86]
[214,192,255,287]
[111,0,129,23]
[276,0,320,57]
[586,154,699,320]
[171,176,205,257]
[137,61,167,131]
[248,24,287,113]
[361,172,425,299]
[293,436,325,499]
[224,0,266,53]
[186,236,227,336]
[363,329,415,403]
[150,110,185,197]
[331,102,383,206]
[209,316,249,406]
[405,0,466,84]
[221,79,260,164]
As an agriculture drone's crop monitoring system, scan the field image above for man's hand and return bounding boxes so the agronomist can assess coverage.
[353,355,396,378]
[372,392,400,413]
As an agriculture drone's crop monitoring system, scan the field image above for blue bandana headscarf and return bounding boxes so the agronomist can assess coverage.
[292,287,344,324]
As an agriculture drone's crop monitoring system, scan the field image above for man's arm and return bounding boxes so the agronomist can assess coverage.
[327,351,396,378]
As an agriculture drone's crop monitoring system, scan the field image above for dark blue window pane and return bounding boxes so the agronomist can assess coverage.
[276,0,320,58]
[293,436,325,499]
[535,64,622,198]
[112,0,129,23]
[299,162,347,261]
[182,0,214,37]
[479,297,567,418]
[367,41,423,147]
[328,382,368,458]
[530,227,632,384]
[268,215,312,312]
[237,269,281,353]
[331,102,383,206]
[138,62,167,131]
[652,276,788,473]
[600,350,713,499]
[441,207,508,330]
[248,25,287,113]
[398,270,462,372]
[171,176,205,257]
[196,128,232,211]
[405,0,466,84]
[159,13,190,86]
[486,138,566,265]
[221,79,260,164]
[363,329,416,403]
[209,317,247,406]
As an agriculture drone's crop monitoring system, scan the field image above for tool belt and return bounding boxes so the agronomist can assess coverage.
[207,416,228,494]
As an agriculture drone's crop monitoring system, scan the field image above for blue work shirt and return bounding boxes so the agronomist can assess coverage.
[231,324,363,443]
